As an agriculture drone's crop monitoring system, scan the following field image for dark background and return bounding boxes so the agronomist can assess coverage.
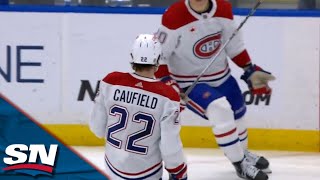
[0,0,319,9]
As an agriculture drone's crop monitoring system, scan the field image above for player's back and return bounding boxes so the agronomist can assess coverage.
[97,72,180,179]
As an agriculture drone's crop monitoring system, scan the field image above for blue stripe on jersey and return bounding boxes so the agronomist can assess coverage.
[176,69,230,83]
[169,176,188,180]
[186,104,208,119]
[106,159,163,180]
[218,138,240,147]
[240,135,248,142]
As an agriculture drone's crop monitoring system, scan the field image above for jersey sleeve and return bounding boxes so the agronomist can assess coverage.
[155,22,179,79]
[89,81,108,138]
[157,25,179,64]
[160,100,187,179]
[218,13,251,67]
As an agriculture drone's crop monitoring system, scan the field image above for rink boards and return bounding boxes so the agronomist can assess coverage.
[0,9,319,151]
[43,124,320,152]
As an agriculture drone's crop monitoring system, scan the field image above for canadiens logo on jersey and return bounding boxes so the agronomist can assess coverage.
[193,32,222,59]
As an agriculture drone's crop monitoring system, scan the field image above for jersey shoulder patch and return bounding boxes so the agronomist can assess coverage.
[153,82,180,102]
[213,0,234,20]
[102,71,128,84]
[162,1,197,30]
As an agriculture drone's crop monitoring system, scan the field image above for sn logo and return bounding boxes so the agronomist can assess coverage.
[3,144,58,175]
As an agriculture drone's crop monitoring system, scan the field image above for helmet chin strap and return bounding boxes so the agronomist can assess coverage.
[154,55,161,72]
[154,65,159,73]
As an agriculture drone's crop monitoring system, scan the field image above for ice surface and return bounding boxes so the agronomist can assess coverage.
[73,147,320,180]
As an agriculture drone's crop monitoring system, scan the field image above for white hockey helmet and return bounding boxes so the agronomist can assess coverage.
[130,34,162,66]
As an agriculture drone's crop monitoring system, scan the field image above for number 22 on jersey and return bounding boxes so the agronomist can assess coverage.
[107,105,156,155]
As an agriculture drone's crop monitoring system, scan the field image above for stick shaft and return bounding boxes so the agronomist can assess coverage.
[184,0,263,96]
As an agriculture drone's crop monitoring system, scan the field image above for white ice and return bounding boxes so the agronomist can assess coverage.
[73,146,320,180]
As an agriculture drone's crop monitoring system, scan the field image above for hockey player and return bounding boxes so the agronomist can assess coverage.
[156,0,275,180]
[89,34,187,180]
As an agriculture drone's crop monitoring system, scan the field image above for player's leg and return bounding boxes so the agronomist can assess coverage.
[236,116,270,173]
[216,76,248,148]
[216,76,270,172]
[185,83,267,180]
[186,83,244,163]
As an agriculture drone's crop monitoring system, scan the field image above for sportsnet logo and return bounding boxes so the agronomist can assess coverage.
[3,144,58,176]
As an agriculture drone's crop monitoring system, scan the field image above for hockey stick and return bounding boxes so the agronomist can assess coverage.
[184,0,263,96]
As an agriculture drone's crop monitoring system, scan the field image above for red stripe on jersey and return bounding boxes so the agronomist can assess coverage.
[232,50,251,67]
[215,128,237,138]
[171,65,229,78]
[103,72,180,102]
[166,163,185,174]
[176,165,187,179]
[239,129,247,136]
[162,0,197,30]
[213,0,234,20]
[155,64,170,79]
[188,101,205,114]
[105,155,162,176]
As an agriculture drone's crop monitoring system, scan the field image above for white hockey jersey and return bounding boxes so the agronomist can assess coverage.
[90,72,187,180]
[156,0,251,88]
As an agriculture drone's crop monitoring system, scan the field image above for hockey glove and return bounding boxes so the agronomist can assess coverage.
[167,163,188,180]
[161,76,186,111]
[241,64,275,95]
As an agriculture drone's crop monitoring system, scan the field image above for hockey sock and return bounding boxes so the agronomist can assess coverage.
[236,117,248,149]
[206,97,244,162]
[213,123,244,162]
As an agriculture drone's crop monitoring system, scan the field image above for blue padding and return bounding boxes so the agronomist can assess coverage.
[183,76,246,120]
[214,76,246,120]
[0,5,319,17]
[187,83,224,111]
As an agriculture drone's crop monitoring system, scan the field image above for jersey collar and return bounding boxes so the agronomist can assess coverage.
[130,73,159,82]
[185,0,217,20]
